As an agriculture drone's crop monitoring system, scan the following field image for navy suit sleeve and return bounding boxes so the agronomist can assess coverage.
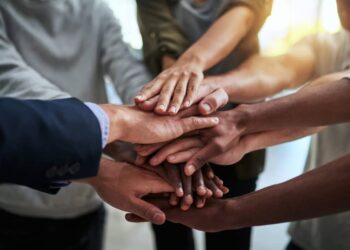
[0,97,102,193]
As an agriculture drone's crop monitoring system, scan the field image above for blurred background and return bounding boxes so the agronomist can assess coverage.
[102,1,341,250]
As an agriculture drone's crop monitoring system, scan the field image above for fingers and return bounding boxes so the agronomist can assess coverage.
[179,116,219,136]
[156,75,179,114]
[167,148,201,164]
[168,73,190,115]
[184,73,203,108]
[136,95,159,111]
[135,142,166,157]
[193,170,207,196]
[204,178,224,198]
[131,197,166,225]
[184,145,219,176]
[203,164,215,179]
[177,105,201,118]
[163,163,184,197]
[125,213,147,223]
[135,155,147,166]
[135,78,165,103]
[180,166,193,211]
[194,195,206,208]
[169,193,180,206]
[149,137,203,166]
[199,88,229,115]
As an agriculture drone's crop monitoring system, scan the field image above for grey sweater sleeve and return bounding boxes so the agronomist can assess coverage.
[98,2,151,105]
[0,12,70,100]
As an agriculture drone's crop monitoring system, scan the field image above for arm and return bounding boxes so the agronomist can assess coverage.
[0,12,70,100]
[0,98,102,192]
[135,3,259,114]
[203,42,317,103]
[139,126,321,168]
[143,153,350,232]
[241,75,350,133]
[99,2,152,104]
[136,0,190,75]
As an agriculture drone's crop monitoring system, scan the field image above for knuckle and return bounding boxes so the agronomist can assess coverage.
[172,71,180,77]
[191,117,201,127]
[183,71,190,76]
[212,139,226,153]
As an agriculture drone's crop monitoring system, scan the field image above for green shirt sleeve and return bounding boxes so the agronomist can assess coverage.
[136,0,190,75]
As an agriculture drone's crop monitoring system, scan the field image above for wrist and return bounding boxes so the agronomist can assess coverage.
[178,50,205,70]
[99,104,129,143]
[230,104,257,135]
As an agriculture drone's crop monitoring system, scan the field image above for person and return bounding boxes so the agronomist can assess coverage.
[0,1,223,246]
[136,0,350,249]
[0,0,149,249]
[127,75,350,234]
[0,97,102,193]
[135,1,271,249]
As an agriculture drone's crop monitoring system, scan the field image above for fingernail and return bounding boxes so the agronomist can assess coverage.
[169,106,177,114]
[215,190,223,198]
[197,186,207,196]
[185,195,193,205]
[212,117,219,124]
[153,213,164,224]
[202,103,211,113]
[177,188,184,197]
[167,155,176,162]
[136,95,144,101]
[184,101,191,107]
[157,104,166,112]
[186,165,196,176]
[208,172,215,179]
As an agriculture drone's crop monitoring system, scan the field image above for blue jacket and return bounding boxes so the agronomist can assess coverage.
[0,98,102,193]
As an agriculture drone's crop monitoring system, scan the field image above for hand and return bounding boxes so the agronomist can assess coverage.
[125,198,232,232]
[136,107,249,176]
[136,79,229,116]
[82,159,174,225]
[135,55,205,115]
[103,141,136,163]
[136,136,248,168]
[138,163,228,210]
[100,105,220,144]
[162,55,176,70]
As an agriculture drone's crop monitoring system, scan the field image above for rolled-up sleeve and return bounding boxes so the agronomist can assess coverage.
[136,0,190,75]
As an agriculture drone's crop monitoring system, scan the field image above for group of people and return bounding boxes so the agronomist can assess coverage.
[1,0,350,250]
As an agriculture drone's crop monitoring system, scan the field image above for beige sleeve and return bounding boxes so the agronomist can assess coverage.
[295,30,350,79]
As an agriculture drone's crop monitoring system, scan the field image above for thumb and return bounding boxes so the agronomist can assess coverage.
[179,116,219,135]
[130,197,166,225]
[199,88,228,115]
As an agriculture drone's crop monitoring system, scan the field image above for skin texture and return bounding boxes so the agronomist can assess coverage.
[104,141,228,210]
[81,159,174,225]
[127,153,350,232]
[136,69,350,176]
[123,0,350,232]
[99,104,219,145]
[135,5,255,115]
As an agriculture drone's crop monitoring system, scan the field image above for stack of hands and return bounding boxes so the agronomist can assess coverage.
[84,62,316,232]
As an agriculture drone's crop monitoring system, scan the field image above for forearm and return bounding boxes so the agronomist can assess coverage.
[243,127,322,154]
[240,78,350,134]
[180,5,255,70]
[204,45,316,103]
[226,153,350,229]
